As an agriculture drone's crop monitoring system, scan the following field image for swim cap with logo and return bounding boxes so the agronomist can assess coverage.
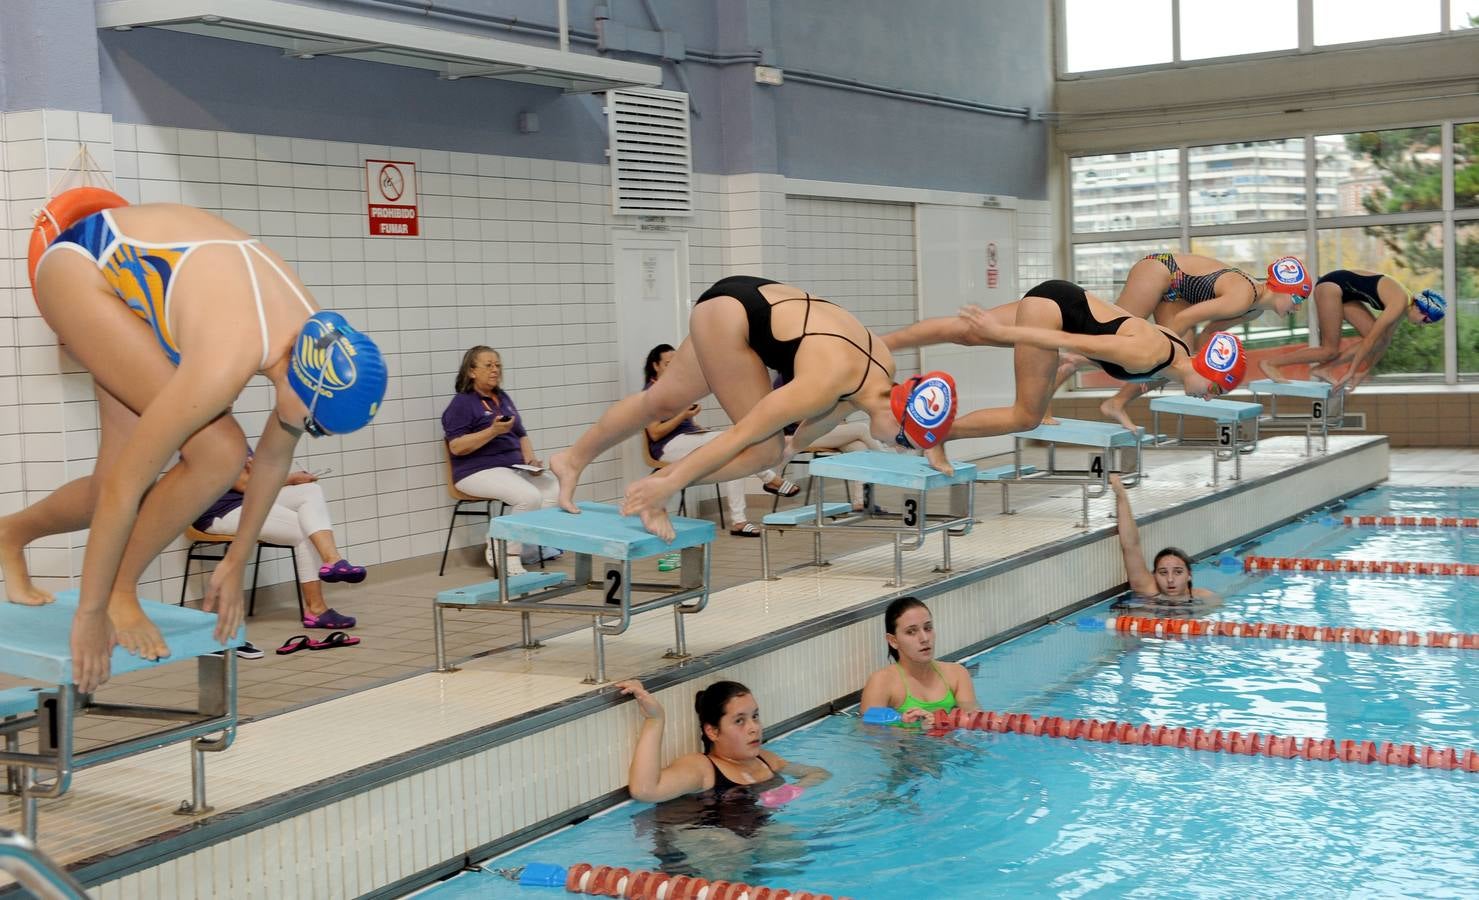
[1192,331,1246,392]
[1265,256,1313,302]
[890,371,957,449]
[288,311,388,436]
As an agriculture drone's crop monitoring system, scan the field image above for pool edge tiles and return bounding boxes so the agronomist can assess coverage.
[60,436,1387,899]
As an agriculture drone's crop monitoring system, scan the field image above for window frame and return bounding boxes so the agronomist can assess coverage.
[1056,0,1467,77]
[1066,118,1479,385]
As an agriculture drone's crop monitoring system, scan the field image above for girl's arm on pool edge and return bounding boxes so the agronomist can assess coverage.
[763,750,832,790]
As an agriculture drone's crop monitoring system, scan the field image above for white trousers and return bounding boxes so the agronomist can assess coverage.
[206,483,333,584]
[659,432,779,525]
[455,466,559,555]
[804,421,886,506]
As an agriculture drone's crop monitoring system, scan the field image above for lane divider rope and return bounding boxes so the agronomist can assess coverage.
[1345,515,1479,528]
[1082,615,1478,649]
[924,709,1479,772]
[1242,555,1479,576]
[560,863,851,900]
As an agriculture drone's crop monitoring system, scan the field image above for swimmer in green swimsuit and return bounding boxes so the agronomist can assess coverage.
[1110,474,1220,612]
[860,597,980,727]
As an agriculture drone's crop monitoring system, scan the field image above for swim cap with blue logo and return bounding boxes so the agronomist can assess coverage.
[1265,256,1313,301]
[1191,331,1247,392]
[1413,289,1446,324]
[288,311,387,436]
[890,371,957,449]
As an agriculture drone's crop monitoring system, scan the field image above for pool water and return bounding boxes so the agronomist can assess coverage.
[417,487,1479,899]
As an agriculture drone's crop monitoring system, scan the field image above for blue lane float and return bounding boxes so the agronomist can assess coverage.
[0,592,241,841]
[434,502,715,683]
[758,451,977,587]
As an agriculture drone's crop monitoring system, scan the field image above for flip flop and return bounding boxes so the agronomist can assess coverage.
[762,480,801,498]
[276,635,315,655]
[309,631,360,650]
[729,522,761,538]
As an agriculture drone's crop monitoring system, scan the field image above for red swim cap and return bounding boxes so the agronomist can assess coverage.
[890,371,957,449]
[1192,332,1247,392]
[1265,255,1312,301]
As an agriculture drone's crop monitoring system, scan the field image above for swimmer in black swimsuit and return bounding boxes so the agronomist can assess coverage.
[1047,251,1309,431]
[617,679,830,806]
[883,280,1248,469]
[1109,474,1220,612]
[1258,269,1446,391]
[551,277,958,541]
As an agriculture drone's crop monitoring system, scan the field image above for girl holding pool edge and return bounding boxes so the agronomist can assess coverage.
[1110,474,1220,611]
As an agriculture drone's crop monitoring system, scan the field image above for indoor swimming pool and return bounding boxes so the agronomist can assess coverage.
[420,486,1479,897]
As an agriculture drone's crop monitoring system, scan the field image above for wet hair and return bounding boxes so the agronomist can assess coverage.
[455,345,499,394]
[1153,547,1194,589]
[644,343,676,386]
[695,680,752,753]
[883,596,930,662]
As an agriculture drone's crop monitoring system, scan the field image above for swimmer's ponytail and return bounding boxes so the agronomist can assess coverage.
[694,680,751,753]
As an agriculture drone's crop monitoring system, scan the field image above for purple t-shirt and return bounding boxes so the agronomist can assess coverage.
[644,381,700,460]
[443,390,528,484]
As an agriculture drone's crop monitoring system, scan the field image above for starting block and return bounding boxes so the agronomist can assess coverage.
[0,593,240,841]
[1149,396,1262,485]
[759,451,976,588]
[1247,380,1342,455]
[991,418,1145,526]
[434,502,715,683]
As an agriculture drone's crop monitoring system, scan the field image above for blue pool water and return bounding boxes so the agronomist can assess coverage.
[418,487,1479,899]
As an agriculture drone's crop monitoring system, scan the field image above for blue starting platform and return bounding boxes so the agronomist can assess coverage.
[1247,379,1342,455]
[759,451,977,587]
[0,592,241,841]
[434,502,715,683]
[989,418,1146,526]
[1149,396,1263,485]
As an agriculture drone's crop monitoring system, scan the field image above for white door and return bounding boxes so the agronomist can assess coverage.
[612,230,690,487]
[915,205,1017,461]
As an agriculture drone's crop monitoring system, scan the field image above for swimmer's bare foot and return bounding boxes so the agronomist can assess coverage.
[108,592,171,662]
[1099,398,1139,434]
[0,526,53,605]
[1258,359,1290,383]
[550,451,582,514]
[924,444,954,476]
[636,506,676,543]
[1307,365,1334,384]
[1040,413,1060,426]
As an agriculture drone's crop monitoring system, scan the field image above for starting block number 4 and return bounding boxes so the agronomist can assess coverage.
[1090,454,1105,477]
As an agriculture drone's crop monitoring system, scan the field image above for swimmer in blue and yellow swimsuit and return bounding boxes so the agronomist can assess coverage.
[1258,268,1445,390]
[860,597,980,728]
[2,189,387,693]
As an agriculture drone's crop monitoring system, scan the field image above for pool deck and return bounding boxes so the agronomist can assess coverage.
[1,435,1402,898]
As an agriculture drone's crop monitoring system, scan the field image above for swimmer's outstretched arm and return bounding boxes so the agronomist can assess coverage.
[881,316,981,351]
[1166,287,1255,339]
[1336,308,1403,390]
[959,305,1154,368]
[72,355,256,692]
[785,407,849,456]
[763,751,831,790]
[1110,475,1159,598]
[617,680,709,803]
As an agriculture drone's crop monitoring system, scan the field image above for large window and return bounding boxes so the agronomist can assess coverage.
[1070,120,1475,384]
[1062,0,1472,74]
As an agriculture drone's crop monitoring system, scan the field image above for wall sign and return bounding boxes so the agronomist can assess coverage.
[365,159,419,236]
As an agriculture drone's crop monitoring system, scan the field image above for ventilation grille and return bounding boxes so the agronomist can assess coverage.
[605,88,692,216]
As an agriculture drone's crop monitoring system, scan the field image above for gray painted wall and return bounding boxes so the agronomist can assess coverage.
[0,0,103,113]
[9,0,1051,197]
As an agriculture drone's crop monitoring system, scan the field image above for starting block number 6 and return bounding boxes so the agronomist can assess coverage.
[1312,400,1324,420]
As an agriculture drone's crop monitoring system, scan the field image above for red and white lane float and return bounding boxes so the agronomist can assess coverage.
[1089,614,1479,650]
[1241,555,1479,576]
[496,862,851,900]
[922,709,1479,772]
[1344,514,1479,528]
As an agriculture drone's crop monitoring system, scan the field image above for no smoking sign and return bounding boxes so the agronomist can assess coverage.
[365,159,418,236]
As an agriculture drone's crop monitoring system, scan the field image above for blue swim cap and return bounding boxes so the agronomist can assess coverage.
[1414,289,1446,324]
[288,311,387,436]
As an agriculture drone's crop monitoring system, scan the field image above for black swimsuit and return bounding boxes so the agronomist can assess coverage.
[696,276,890,397]
[1025,279,1189,382]
[1318,269,1386,312]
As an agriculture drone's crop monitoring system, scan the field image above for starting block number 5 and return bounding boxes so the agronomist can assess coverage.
[1218,423,1234,447]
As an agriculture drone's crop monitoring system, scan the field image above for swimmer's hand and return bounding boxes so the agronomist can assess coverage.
[924,444,954,476]
[70,608,116,694]
[202,561,247,647]
[616,679,663,719]
[900,707,935,726]
[758,783,805,808]
[959,304,1008,345]
[1109,473,1127,494]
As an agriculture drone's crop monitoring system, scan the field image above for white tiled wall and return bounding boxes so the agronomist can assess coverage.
[0,108,1060,604]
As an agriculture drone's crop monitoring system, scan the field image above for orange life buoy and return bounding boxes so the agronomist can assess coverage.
[26,186,130,297]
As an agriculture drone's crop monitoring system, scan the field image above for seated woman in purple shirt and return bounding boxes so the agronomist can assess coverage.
[194,454,362,630]
[442,346,558,575]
